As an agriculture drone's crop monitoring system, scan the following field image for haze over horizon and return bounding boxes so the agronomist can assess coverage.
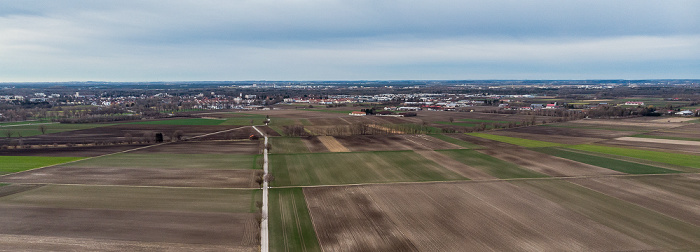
[2,0,699,82]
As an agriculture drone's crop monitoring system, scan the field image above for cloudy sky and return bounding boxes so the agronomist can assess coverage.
[1,0,699,81]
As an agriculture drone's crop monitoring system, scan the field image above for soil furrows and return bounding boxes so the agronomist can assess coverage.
[477,148,623,177]
[414,150,495,180]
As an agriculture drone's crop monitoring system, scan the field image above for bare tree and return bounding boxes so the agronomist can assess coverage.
[38,125,47,134]
[3,130,12,139]
[124,133,133,144]
[173,130,184,141]
[448,117,454,123]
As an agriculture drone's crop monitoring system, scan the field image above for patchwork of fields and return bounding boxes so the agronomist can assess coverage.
[1,112,700,251]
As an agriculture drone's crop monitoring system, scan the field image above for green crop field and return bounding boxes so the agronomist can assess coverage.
[0,184,260,213]
[0,120,51,126]
[535,148,681,174]
[541,124,650,132]
[271,137,310,154]
[467,133,563,147]
[62,153,259,170]
[0,123,112,138]
[513,180,700,249]
[269,188,321,252]
[568,145,700,169]
[269,151,466,186]
[429,134,483,149]
[438,149,548,179]
[129,118,226,125]
[0,156,84,174]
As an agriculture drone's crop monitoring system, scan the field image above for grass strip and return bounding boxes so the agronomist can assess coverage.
[128,118,225,125]
[568,144,700,169]
[438,149,548,179]
[535,147,681,174]
[467,132,563,148]
[429,134,483,149]
[0,156,84,174]
[269,188,321,252]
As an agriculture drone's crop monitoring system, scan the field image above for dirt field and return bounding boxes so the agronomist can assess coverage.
[0,144,148,157]
[300,137,330,153]
[414,151,496,180]
[616,136,700,146]
[569,119,684,129]
[0,166,259,188]
[332,135,462,152]
[501,125,637,139]
[477,148,624,177]
[487,130,603,144]
[130,140,261,155]
[0,205,258,247]
[651,117,697,123]
[568,175,700,226]
[304,182,652,251]
[316,136,350,152]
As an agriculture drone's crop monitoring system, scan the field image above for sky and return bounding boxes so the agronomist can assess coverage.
[1,0,699,82]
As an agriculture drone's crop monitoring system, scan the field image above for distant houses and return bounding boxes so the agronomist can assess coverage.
[349,111,366,116]
[623,101,645,106]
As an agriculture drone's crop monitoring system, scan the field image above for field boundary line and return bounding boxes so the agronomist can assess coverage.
[301,188,325,252]
[253,125,269,252]
[0,182,261,190]
[269,172,699,189]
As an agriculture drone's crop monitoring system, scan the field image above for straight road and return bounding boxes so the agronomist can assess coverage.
[252,126,269,252]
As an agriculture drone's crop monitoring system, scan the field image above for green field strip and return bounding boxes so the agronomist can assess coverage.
[512,180,700,250]
[560,148,699,173]
[466,132,563,147]
[271,137,310,154]
[269,188,321,252]
[534,148,682,174]
[249,189,263,213]
[0,184,258,213]
[128,118,226,125]
[0,120,51,126]
[269,151,466,187]
[300,119,312,126]
[429,134,484,149]
[629,134,700,142]
[0,123,113,138]
[437,149,548,179]
[269,126,286,136]
[0,156,85,175]
[568,144,700,169]
[61,153,259,170]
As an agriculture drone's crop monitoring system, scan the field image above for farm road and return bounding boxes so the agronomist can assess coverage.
[252,126,269,252]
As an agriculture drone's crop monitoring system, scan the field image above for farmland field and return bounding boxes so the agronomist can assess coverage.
[535,147,681,174]
[0,123,112,138]
[467,132,563,147]
[0,156,84,174]
[269,151,466,186]
[62,153,259,170]
[270,137,311,154]
[128,118,226,125]
[568,144,700,168]
[438,149,547,179]
[269,188,320,252]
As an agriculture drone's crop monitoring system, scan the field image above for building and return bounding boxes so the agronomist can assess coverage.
[624,101,645,106]
[349,111,366,116]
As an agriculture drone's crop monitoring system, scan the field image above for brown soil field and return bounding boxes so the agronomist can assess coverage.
[616,137,700,147]
[0,234,255,252]
[644,123,700,140]
[300,137,329,152]
[306,118,350,126]
[599,139,700,154]
[502,125,637,139]
[0,144,148,157]
[568,175,700,226]
[487,130,603,144]
[0,166,259,188]
[130,140,261,155]
[0,205,258,248]
[478,148,624,177]
[444,134,520,149]
[414,151,496,180]
[18,124,244,145]
[569,119,684,129]
[316,136,350,152]
[304,182,650,251]
[195,126,280,140]
[332,135,461,152]
[651,117,697,123]
[415,111,546,123]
